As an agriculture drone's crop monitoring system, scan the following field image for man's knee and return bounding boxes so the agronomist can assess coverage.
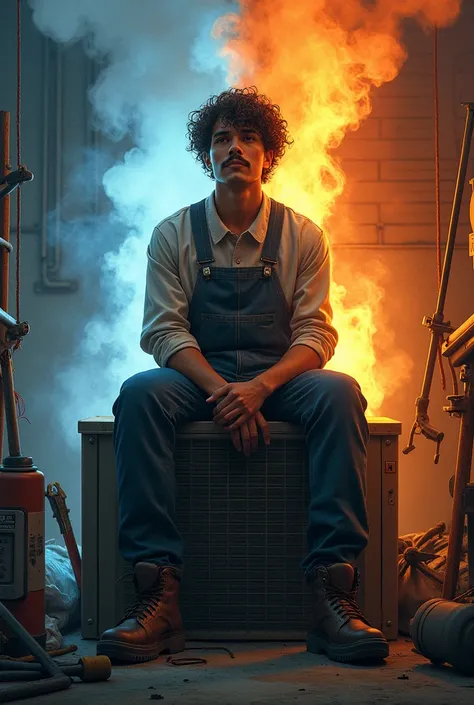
[326,371,366,411]
[113,368,176,414]
[322,370,362,393]
[307,370,367,414]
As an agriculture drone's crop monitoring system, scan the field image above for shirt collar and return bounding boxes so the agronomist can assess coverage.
[205,191,270,244]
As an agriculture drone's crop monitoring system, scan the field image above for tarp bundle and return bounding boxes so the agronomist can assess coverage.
[398,522,470,635]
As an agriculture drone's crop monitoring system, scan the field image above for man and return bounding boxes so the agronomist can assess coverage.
[97,87,389,665]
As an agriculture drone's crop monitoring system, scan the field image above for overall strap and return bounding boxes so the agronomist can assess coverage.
[261,199,285,265]
[190,199,214,265]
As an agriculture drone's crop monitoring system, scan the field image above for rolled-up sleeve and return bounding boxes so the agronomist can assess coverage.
[140,226,201,368]
[289,220,338,367]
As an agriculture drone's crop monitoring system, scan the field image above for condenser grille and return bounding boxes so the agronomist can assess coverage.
[174,436,311,633]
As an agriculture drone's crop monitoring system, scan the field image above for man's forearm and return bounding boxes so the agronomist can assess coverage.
[255,345,322,396]
[166,348,226,395]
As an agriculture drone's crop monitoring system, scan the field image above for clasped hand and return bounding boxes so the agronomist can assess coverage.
[206,380,270,455]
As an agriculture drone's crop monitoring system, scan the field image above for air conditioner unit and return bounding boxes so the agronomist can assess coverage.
[79,417,400,641]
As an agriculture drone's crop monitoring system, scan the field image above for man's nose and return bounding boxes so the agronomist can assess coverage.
[228,140,243,154]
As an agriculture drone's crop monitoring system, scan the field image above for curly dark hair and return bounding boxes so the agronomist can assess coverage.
[186,87,293,184]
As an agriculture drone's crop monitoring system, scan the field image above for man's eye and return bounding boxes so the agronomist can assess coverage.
[245,135,256,141]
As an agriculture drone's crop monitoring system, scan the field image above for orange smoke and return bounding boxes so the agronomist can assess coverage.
[213,0,462,412]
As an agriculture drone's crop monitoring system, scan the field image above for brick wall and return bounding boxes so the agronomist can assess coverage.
[331,4,474,248]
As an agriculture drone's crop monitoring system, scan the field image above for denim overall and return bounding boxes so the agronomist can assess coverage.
[113,197,370,578]
[188,198,291,380]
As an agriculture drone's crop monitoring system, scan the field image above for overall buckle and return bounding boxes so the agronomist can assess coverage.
[263,265,272,277]
[202,266,211,279]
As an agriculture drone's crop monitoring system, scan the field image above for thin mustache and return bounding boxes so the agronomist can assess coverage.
[224,157,249,167]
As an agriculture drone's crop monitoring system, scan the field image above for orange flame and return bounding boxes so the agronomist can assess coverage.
[213,0,462,412]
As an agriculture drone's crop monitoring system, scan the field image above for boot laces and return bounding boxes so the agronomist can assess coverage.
[323,572,367,624]
[122,574,165,622]
[326,585,365,621]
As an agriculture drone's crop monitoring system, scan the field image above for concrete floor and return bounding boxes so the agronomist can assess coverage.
[3,631,474,705]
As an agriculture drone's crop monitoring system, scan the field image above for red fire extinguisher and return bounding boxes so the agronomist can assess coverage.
[0,458,46,656]
[0,344,46,656]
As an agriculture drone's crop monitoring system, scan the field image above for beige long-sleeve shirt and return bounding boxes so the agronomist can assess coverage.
[140,191,338,369]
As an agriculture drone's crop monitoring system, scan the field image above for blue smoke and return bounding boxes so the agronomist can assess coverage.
[29,0,237,443]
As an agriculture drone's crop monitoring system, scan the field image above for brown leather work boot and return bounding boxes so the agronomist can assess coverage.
[306,563,389,663]
[97,563,185,663]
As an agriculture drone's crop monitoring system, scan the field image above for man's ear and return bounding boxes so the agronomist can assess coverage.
[263,150,274,170]
[202,152,212,170]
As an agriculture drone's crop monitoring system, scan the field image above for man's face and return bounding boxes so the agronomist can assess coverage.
[205,119,273,187]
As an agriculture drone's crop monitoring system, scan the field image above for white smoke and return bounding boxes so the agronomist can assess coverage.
[29,0,236,443]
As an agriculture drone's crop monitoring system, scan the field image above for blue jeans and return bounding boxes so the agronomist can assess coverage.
[113,367,369,577]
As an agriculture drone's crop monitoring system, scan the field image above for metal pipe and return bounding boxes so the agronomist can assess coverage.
[0,351,21,457]
[0,111,10,462]
[0,656,111,682]
[0,307,22,330]
[0,237,12,252]
[0,662,45,672]
[436,103,474,315]
[37,39,76,293]
[37,258,77,292]
[0,672,41,682]
[0,674,71,702]
[86,57,101,216]
[40,39,49,271]
[0,600,71,702]
[49,44,62,276]
[0,182,20,201]
[442,371,474,599]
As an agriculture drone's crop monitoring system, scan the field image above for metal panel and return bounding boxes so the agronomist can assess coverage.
[80,433,99,639]
[359,435,382,630]
[97,433,121,638]
[78,417,402,436]
[380,435,399,639]
[80,418,401,641]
